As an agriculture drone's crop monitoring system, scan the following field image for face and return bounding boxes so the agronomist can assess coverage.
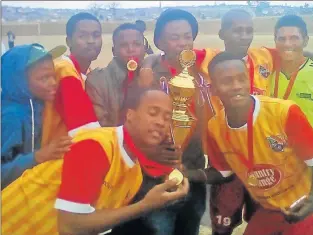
[158,20,194,62]
[113,29,146,65]
[127,90,173,147]
[67,19,102,62]
[220,17,254,57]
[275,26,309,61]
[27,57,57,101]
[211,60,250,109]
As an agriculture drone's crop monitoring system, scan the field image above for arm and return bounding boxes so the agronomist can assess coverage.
[57,140,189,235]
[85,72,112,127]
[183,131,234,184]
[138,54,162,88]
[285,104,313,197]
[1,117,37,188]
[57,77,100,136]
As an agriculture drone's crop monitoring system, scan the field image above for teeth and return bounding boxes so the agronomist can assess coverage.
[236,95,241,97]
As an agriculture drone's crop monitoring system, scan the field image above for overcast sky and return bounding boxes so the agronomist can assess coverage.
[3,1,313,9]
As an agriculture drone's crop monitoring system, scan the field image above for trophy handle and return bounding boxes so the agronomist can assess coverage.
[160,76,169,94]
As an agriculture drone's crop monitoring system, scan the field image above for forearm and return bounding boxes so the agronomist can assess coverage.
[58,200,152,235]
[1,152,37,188]
[184,167,233,184]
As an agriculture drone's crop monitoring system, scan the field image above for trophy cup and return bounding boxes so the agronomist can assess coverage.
[160,50,197,150]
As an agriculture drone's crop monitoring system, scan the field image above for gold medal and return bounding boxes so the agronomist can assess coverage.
[127,59,138,71]
[179,49,196,68]
[247,174,258,187]
[169,169,184,185]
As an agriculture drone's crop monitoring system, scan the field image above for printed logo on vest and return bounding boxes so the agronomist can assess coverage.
[259,65,270,78]
[296,93,313,101]
[267,135,287,152]
[247,164,282,190]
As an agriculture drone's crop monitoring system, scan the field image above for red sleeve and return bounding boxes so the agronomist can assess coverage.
[206,131,233,176]
[285,104,313,164]
[56,139,110,213]
[194,49,206,67]
[55,77,99,132]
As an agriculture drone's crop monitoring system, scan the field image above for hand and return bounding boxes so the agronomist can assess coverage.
[281,196,313,223]
[35,136,73,163]
[142,178,190,210]
[153,143,182,168]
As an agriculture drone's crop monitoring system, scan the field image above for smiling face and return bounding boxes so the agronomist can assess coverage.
[275,26,309,61]
[66,19,102,62]
[126,90,173,147]
[211,59,251,110]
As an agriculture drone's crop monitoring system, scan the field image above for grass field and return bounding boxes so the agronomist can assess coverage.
[2,33,313,69]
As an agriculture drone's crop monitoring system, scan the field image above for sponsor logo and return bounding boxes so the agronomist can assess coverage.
[247,164,282,190]
[296,93,313,101]
[267,135,287,152]
[259,65,270,78]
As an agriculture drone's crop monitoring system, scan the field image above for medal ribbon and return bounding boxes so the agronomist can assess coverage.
[273,58,305,99]
[247,55,255,94]
[225,99,255,170]
[123,126,173,177]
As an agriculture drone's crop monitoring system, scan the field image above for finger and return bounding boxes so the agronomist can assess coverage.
[57,140,73,148]
[158,179,179,191]
[55,147,71,154]
[57,136,73,142]
[164,178,190,201]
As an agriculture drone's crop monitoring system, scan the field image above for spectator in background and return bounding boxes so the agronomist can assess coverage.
[41,12,102,146]
[135,19,154,55]
[2,42,6,55]
[7,30,15,49]
[1,43,70,189]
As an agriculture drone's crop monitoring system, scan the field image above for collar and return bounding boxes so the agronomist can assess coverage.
[69,54,90,79]
[119,125,172,177]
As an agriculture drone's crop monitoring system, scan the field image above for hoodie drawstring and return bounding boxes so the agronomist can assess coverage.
[29,99,35,152]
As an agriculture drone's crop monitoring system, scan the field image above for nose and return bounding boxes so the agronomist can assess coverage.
[232,79,244,92]
[87,35,96,44]
[177,38,190,50]
[155,116,166,128]
[127,44,136,54]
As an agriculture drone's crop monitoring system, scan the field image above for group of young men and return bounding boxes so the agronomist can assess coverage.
[1,7,313,235]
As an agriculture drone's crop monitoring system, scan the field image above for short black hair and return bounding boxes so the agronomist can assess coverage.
[221,9,252,30]
[274,14,308,38]
[208,52,245,79]
[112,23,143,44]
[135,20,146,26]
[124,88,167,110]
[66,12,100,38]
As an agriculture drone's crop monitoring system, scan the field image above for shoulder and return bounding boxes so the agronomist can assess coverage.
[257,95,296,117]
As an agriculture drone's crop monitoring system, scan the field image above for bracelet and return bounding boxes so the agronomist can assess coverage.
[140,67,153,72]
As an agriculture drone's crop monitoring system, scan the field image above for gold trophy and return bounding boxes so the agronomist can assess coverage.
[160,50,197,150]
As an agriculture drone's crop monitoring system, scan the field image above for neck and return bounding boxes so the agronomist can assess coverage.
[164,54,183,73]
[224,45,248,59]
[225,96,254,128]
[280,54,305,76]
[71,53,91,74]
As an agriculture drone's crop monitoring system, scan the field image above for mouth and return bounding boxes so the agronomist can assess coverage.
[230,94,246,102]
[148,130,163,141]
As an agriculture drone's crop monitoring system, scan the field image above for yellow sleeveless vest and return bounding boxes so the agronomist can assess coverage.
[2,127,143,235]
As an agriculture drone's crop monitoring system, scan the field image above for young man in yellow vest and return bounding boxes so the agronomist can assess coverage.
[41,12,102,146]
[186,51,313,235]
[1,89,189,235]
[269,14,313,127]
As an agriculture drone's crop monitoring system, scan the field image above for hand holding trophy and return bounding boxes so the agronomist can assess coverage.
[160,49,198,185]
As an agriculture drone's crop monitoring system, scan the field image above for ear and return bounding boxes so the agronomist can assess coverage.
[66,37,72,50]
[218,29,224,41]
[126,109,135,123]
[112,46,115,57]
[303,36,309,48]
